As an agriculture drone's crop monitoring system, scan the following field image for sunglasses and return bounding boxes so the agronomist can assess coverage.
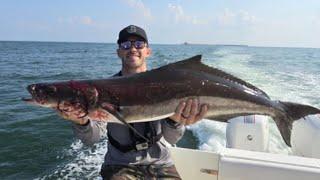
[119,40,146,50]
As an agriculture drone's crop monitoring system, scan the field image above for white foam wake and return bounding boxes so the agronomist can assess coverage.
[37,138,108,180]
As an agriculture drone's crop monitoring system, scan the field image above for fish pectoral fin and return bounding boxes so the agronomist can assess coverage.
[100,102,119,113]
[99,103,147,140]
[100,102,128,123]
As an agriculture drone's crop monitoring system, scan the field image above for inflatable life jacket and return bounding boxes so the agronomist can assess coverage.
[107,122,163,153]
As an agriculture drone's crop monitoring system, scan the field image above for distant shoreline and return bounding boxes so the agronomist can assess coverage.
[0,40,319,49]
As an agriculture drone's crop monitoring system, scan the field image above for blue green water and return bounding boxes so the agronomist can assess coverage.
[0,41,319,179]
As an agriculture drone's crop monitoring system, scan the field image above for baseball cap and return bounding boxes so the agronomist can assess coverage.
[117,25,148,44]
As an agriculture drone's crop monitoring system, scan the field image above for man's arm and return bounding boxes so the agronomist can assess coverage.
[57,101,109,146]
[72,120,107,146]
[161,118,185,145]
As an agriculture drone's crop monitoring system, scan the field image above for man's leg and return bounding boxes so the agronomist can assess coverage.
[100,164,182,180]
[147,165,182,180]
[100,165,144,180]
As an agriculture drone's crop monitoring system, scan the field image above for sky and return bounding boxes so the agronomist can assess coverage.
[0,0,320,48]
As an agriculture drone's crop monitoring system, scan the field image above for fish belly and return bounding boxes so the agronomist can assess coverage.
[119,96,276,123]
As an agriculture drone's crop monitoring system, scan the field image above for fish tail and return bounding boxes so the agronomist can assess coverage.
[273,101,320,147]
[279,101,320,120]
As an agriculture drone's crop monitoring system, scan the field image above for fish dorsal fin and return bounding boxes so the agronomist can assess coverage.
[161,55,270,99]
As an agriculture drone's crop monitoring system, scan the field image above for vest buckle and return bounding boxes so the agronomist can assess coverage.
[136,142,149,150]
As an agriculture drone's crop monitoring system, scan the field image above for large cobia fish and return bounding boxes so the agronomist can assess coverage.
[23,55,320,146]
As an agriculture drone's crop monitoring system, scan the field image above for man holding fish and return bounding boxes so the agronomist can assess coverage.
[24,25,320,179]
[59,25,208,179]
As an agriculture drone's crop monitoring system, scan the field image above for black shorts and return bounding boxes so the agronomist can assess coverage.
[100,164,182,180]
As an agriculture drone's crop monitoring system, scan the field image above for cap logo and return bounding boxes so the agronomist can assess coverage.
[127,25,137,33]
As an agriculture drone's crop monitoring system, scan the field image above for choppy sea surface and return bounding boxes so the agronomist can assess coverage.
[0,41,319,179]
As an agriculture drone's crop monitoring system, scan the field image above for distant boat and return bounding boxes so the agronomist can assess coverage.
[183,42,189,45]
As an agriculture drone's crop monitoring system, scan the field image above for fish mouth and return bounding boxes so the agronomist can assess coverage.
[22,97,34,102]
[22,97,51,107]
[22,97,57,108]
[22,97,40,105]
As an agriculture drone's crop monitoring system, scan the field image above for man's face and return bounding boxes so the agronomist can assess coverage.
[117,36,151,70]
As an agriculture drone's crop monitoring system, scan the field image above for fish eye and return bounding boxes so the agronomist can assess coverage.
[49,86,57,92]
[45,85,57,95]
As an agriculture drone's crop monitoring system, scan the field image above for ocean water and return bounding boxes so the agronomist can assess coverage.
[0,41,319,179]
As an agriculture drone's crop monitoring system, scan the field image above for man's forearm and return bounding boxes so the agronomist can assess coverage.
[161,118,185,145]
[72,120,107,146]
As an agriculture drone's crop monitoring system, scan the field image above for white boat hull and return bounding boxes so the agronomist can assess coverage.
[169,147,320,180]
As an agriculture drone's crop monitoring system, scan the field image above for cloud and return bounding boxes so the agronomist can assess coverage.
[80,16,93,25]
[58,16,94,26]
[168,3,208,25]
[238,10,257,24]
[122,0,153,20]
[217,8,257,26]
[56,16,111,31]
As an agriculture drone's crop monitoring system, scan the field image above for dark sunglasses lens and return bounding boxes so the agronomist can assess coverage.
[134,41,145,49]
[120,41,145,50]
[120,41,132,50]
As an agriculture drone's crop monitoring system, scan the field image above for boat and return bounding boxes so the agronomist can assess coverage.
[169,114,320,180]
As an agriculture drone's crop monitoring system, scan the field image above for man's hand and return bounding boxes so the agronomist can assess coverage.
[170,98,208,125]
[57,101,110,125]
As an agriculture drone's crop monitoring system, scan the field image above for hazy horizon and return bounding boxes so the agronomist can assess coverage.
[2,40,320,50]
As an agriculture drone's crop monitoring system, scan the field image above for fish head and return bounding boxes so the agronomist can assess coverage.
[22,82,90,109]
[23,83,63,107]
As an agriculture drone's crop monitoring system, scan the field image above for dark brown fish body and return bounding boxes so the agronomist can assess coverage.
[23,55,320,146]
